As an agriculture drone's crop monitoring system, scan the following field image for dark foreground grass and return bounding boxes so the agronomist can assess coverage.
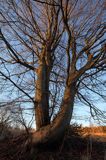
[0,126,106,160]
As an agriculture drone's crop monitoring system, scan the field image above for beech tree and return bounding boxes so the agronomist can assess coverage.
[0,0,106,145]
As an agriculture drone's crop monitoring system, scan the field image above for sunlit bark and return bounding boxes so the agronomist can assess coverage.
[32,83,76,145]
[35,56,51,129]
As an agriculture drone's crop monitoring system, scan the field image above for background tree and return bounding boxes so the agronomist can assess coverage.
[0,0,106,145]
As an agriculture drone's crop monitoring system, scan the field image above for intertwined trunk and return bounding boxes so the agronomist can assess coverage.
[33,46,77,145]
[32,82,76,145]
[35,56,51,130]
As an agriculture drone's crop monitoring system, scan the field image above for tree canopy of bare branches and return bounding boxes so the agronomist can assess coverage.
[0,0,106,145]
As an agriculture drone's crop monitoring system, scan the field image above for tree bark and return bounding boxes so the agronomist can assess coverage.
[32,83,76,145]
[35,57,50,130]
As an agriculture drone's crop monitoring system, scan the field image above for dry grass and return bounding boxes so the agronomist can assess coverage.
[0,125,106,160]
[81,126,106,142]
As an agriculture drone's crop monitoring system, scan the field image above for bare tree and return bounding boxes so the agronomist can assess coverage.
[0,0,105,145]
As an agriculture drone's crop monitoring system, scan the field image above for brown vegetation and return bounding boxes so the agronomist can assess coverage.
[0,125,105,160]
[81,126,106,143]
